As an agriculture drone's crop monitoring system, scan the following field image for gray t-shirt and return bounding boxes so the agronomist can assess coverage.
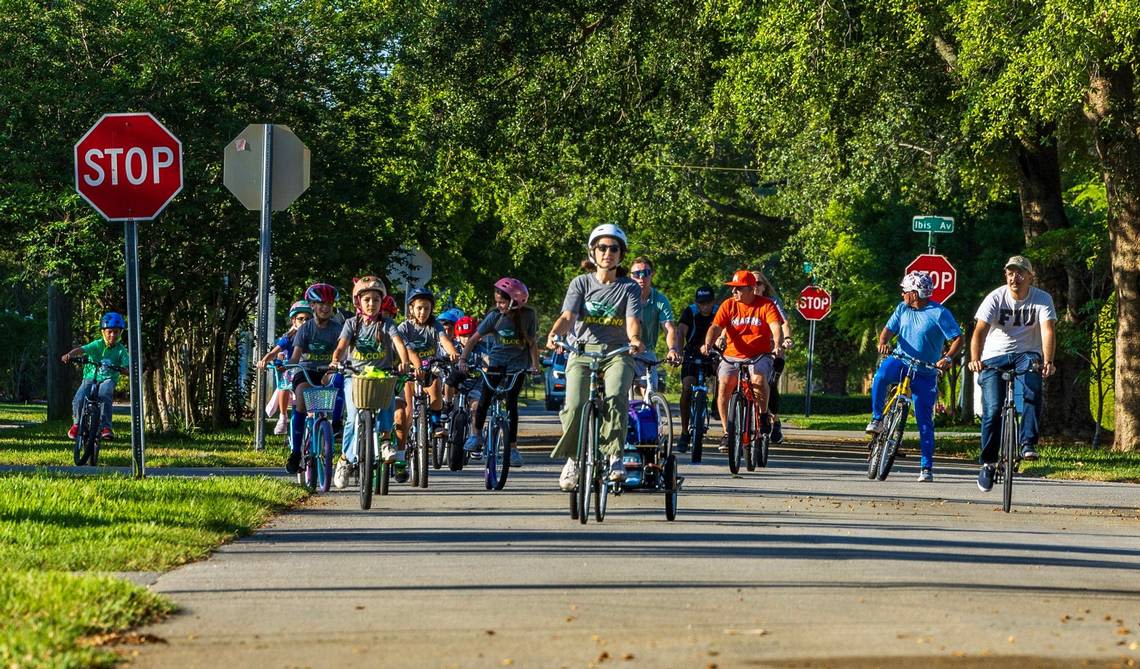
[293,314,345,369]
[477,308,537,371]
[975,286,1057,359]
[561,273,641,348]
[396,319,445,360]
[339,316,401,369]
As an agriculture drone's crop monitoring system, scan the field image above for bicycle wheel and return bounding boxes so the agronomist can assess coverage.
[416,417,429,490]
[449,409,468,471]
[377,458,390,496]
[317,419,335,493]
[690,393,706,463]
[745,404,757,472]
[303,426,318,491]
[578,404,597,525]
[867,431,883,479]
[80,403,101,466]
[358,411,374,510]
[594,469,608,523]
[491,417,510,491]
[727,394,744,475]
[878,401,909,481]
[483,423,496,490]
[1001,407,1018,513]
[649,392,673,458]
[663,453,678,521]
[758,428,770,468]
[73,405,86,465]
[432,426,444,470]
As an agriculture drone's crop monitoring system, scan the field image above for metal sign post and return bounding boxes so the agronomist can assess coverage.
[124,219,146,477]
[252,124,274,451]
[805,320,817,418]
[796,285,832,419]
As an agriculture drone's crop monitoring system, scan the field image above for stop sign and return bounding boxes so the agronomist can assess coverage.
[74,113,183,221]
[797,285,832,321]
[905,254,957,304]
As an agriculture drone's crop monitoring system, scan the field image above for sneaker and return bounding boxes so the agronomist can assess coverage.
[771,420,783,444]
[67,424,79,440]
[333,457,352,489]
[608,456,626,482]
[977,464,996,492]
[285,450,302,474]
[463,433,482,452]
[273,415,288,435]
[393,460,409,483]
[865,419,883,435]
[510,448,524,467]
[380,442,397,464]
[559,459,578,491]
[100,427,114,440]
[675,432,690,453]
[1020,444,1039,461]
[718,434,730,454]
[917,468,933,483]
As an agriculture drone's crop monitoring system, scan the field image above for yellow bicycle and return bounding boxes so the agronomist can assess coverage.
[867,349,939,481]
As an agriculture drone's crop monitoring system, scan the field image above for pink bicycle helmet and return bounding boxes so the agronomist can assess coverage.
[494,277,529,308]
[304,283,339,304]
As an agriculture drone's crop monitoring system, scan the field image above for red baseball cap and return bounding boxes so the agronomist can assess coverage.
[724,270,757,288]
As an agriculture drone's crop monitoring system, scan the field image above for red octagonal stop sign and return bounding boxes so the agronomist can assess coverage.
[74,113,182,221]
[797,285,832,321]
[905,254,957,304]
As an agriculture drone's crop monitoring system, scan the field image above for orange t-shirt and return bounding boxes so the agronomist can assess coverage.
[713,296,784,359]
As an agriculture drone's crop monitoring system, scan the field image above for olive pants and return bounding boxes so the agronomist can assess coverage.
[551,350,634,459]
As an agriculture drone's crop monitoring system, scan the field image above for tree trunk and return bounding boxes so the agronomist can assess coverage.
[45,283,72,421]
[1014,126,1097,440]
[1088,64,1140,452]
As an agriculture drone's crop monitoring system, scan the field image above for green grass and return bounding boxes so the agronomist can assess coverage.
[0,403,285,468]
[0,472,307,667]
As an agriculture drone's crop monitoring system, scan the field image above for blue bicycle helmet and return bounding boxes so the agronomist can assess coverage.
[438,307,464,324]
[100,312,126,329]
[406,287,435,307]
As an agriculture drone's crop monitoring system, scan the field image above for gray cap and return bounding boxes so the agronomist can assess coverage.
[1005,255,1034,274]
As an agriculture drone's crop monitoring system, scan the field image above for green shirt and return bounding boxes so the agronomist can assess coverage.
[80,339,130,384]
[639,287,675,352]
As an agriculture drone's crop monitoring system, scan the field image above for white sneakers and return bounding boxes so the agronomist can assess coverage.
[333,457,351,489]
[381,443,398,464]
[273,415,288,435]
[865,419,883,434]
[559,459,578,491]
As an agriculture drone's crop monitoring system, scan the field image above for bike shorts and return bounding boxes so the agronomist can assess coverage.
[718,354,774,382]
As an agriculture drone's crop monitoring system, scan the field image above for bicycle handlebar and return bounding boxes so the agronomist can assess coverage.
[69,357,128,375]
[887,348,941,373]
[476,368,533,395]
[551,336,630,361]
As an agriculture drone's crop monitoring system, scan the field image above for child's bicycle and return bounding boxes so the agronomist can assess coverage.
[446,361,483,471]
[407,359,451,489]
[276,362,341,492]
[338,360,405,510]
[867,348,940,481]
[475,367,534,491]
[68,357,127,466]
[621,356,682,521]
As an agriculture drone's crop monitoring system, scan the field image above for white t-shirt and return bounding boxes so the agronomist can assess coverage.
[974,286,1057,360]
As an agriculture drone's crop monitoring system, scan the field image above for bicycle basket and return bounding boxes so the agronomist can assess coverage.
[354,376,398,412]
[302,385,340,413]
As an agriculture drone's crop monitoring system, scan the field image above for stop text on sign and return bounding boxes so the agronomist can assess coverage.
[797,285,832,321]
[801,295,830,310]
[81,147,177,186]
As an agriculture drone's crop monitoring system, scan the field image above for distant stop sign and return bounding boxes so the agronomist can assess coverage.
[74,113,182,221]
[797,286,832,321]
[905,254,957,304]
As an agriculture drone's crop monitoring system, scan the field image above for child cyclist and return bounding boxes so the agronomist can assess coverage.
[285,283,346,474]
[395,287,460,481]
[446,315,487,454]
[62,312,130,440]
[457,278,541,468]
[257,300,313,435]
[546,223,644,490]
[330,276,416,489]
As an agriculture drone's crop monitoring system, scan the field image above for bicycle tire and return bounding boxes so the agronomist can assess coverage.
[649,392,673,458]
[378,459,390,496]
[492,417,510,491]
[867,431,883,479]
[758,428,770,468]
[303,425,318,491]
[745,402,757,472]
[727,394,744,475]
[358,411,374,510]
[449,408,468,471]
[72,405,85,465]
[663,453,678,521]
[81,403,101,466]
[878,402,909,481]
[483,423,496,490]
[578,404,597,525]
[432,426,444,470]
[594,470,607,522]
[317,419,335,493]
[1002,406,1017,513]
[690,393,705,463]
[569,475,580,520]
[417,409,430,489]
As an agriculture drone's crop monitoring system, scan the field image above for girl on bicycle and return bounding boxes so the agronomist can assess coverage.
[285,283,346,475]
[546,223,644,490]
[330,276,416,489]
[62,311,130,441]
[257,300,313,435]
[457,278,541,468]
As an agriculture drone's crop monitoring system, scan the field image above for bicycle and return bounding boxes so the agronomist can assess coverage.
[476,368,531,491]
[552,336,630,525]
[446,361,482,471]
[623,356,682,520]
[276,362,340,492]
[717,349,774,474]
[682,352,717,464]
[407,359,450,489]
[339,360,403,510]
[68,357,127,466]
[431,361,455,472]
[867,349,940,481]
[984,361,1040,513]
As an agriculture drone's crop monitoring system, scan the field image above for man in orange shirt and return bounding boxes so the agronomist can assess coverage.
[701,270,786,453]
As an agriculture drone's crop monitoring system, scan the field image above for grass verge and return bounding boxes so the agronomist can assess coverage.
[0,472,307,667]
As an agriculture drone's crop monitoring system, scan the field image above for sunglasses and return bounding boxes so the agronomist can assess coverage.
[730,286,750,293]
[593,244,622,254]
[630,269,652,278]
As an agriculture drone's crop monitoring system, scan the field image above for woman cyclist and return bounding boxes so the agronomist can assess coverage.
[458,278,541,469]
[285,283,346,474]
[546,223,644,490]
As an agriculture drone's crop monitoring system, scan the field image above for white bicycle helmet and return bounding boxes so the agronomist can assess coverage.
[900,271,934,299]
[586,223,628,252]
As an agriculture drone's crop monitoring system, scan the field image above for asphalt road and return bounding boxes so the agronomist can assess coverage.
[128,409,1140,669]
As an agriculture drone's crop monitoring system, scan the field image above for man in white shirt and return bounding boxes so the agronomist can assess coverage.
[967,255,1057,492]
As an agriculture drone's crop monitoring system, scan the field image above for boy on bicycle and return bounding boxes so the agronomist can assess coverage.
[701,270,785,453]
[866,272,962,482]
[62,312,129,441]
[330,276,415,489]
[678,286,718,454]
[285,283,346,474]
[968,256,1057,492]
